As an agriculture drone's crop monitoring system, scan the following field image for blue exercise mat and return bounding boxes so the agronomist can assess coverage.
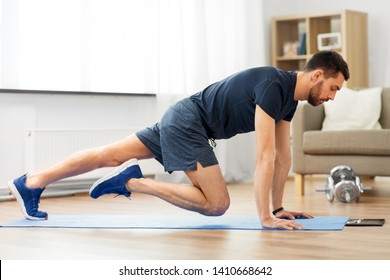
[0,215,349,230]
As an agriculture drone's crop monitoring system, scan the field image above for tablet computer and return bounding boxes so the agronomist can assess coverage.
[346,219,385,226]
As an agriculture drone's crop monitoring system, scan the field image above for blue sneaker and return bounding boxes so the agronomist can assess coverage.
[90,159,143,199]
[8,174,48,220]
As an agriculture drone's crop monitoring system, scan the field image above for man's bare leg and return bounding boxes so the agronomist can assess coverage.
[9,134,154,220]
[127,162,230,216]
[25,134,154,189]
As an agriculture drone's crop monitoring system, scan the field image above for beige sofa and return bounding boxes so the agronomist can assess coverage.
[292,87,390,195]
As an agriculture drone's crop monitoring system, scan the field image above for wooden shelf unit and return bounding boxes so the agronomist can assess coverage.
[272,10,368,88]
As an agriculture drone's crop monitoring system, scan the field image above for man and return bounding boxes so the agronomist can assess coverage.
[9,50,349,230]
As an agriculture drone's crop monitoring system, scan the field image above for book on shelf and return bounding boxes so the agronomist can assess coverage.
[298,32,306,55]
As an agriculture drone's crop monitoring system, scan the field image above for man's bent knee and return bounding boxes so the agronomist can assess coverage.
[201,198,230,216]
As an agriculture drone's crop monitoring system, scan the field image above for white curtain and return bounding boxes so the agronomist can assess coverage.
[1,0,264,95]
[1,0,159,93]
[157,0,265,96]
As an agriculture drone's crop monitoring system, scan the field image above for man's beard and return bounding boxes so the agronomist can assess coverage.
[307,81,324,106]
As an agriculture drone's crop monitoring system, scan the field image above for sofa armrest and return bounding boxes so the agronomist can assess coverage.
[380,88,390,129]
[292,102,325,173]
[293,101,325,132]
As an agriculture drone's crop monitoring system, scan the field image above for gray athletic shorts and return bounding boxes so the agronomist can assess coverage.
[135,98,218,173]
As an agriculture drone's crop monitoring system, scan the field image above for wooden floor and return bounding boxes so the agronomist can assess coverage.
[0,176,389,260]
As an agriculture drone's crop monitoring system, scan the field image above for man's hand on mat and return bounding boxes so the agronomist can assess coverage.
[262,217,305,230]
[262,210,314,230]
[275,209,314,220]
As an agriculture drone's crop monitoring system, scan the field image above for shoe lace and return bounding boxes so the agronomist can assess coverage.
[30,191,41,214]
[111,187,131,199]
[113,194,131,200]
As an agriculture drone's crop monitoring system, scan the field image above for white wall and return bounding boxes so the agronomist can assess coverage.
[263,0,390,87]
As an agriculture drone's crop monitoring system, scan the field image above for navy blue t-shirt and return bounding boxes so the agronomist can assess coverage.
[190,67,298,139]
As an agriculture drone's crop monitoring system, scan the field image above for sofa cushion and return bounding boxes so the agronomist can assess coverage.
[322,87,382,131]
[303,129,390,155]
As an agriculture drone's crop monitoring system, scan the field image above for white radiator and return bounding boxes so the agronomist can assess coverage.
[25,129,162,189]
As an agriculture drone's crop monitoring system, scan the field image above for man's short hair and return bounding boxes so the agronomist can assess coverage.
[303,50,350,81]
